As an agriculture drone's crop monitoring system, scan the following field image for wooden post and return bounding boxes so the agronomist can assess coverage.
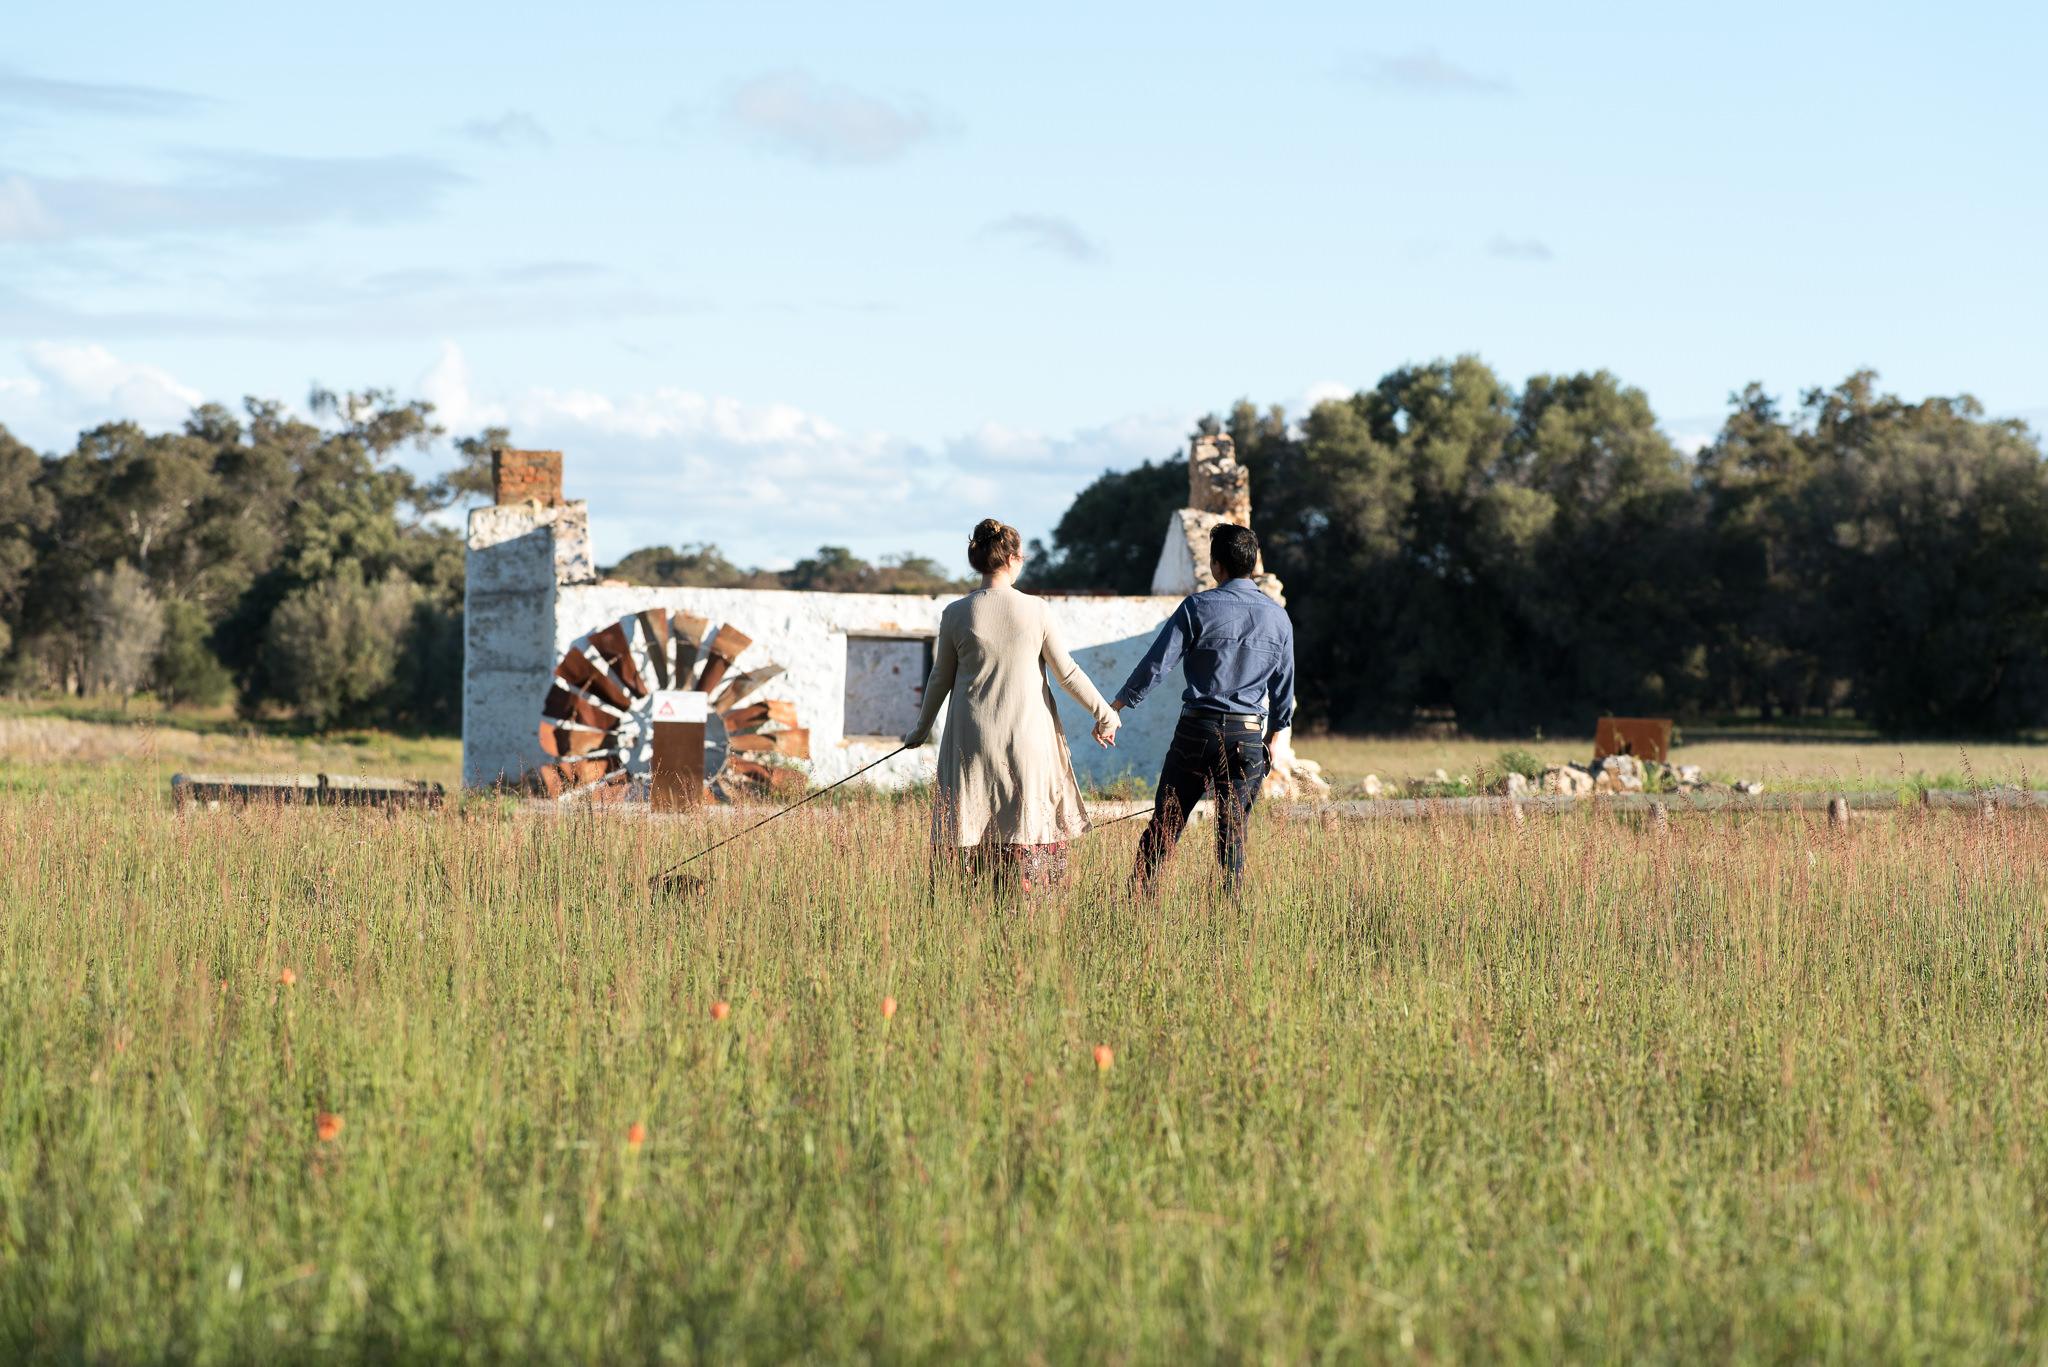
[651,690,707,811]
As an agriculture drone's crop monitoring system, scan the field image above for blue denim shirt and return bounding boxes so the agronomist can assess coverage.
[1115,577,1296,732]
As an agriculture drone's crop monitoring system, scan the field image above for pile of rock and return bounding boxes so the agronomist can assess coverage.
[1259,729,1332,801]
[1494,756,1764,798]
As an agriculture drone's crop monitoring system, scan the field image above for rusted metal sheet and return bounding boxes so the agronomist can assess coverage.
[720,702,769,731]
[636,610,671,689]
[1594,717,1672,762]
[672,612,710,684]
[651,718,705,811]
[696,625,752,697]
[542,685,621,731]
[544,756,619,790]
[556,649,632,710]
[587,623,648,698]
[538,723,609,757]
[712,664,784,712]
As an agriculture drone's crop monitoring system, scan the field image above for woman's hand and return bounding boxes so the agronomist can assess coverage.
[901,726,929,747]
[1092,712,1120,749]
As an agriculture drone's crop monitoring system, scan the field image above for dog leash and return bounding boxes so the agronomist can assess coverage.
[647,744,910,887]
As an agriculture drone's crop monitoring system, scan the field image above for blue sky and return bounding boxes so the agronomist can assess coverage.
[4,0,2043,572]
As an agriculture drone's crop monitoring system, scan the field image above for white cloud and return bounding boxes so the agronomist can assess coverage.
[415,343,1187,572]
[1343,50,1513,96]
[462,111,550,149]
[726,70,938,165]
[26,341,203,426]
[0,67,206,118]
[1301,381,1353,408]
[0,151,462,241]
[0,342,205,446]
[979,213,1100,262]
[1488,234,1553,262]
[0,176,60,242]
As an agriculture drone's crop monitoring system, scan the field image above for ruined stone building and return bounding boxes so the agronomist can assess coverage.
[462,446,1325,801]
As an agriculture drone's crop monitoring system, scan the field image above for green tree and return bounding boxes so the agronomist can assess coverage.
[262,565,422,729]
[1020,458,1189,594]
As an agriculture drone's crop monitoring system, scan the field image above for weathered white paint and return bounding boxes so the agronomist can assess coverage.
[1150,509,1205,596]
[463,504,1189,791]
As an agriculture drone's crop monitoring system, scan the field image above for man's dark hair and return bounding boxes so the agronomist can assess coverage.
[1210,523,1259,580]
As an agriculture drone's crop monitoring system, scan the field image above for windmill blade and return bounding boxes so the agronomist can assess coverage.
[543,685,622,732]
[720,702,769,731]
[672,612,710,686]
[636,610,672,689]
[539,723,614,758]
[696,624,753,697]
[588,622,649,698]
[724,731,808,759]
[556,649,632,711]
[711,663,784,713]
[540,757,624,800]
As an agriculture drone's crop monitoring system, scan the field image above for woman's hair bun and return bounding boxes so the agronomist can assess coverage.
[967,518,1022,574]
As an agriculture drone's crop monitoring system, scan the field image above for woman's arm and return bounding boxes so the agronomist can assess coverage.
[1040,612,1116,731]
[901,622,958,747]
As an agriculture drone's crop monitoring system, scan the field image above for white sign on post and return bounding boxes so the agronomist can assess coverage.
[650,690,709,723]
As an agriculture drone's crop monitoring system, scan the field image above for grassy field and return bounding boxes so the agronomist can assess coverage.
[1294,727,2048,794]
[0,700,462,793]
[5,765,2048,1361]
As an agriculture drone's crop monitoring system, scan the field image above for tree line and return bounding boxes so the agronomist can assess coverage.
[1027,360,2048,736]
[0,391,476,728]
[0,390,970,729]
[5,359,2037,737]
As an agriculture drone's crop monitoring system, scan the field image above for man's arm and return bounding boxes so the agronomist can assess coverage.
[1113,601,1193,712]
[1266,626,1296,741]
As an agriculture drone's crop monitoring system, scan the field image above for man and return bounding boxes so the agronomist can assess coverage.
[1111,523,1295,893]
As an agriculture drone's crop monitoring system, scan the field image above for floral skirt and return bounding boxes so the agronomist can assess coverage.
[940,840,1070,892]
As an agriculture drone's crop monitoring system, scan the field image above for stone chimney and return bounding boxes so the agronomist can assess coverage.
[1189,434,1253,526]
[468,448,592,586]
[1149,434,1285,604]
[492,448,565,506]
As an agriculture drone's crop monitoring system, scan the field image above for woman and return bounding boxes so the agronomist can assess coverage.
[902,519,1119,887]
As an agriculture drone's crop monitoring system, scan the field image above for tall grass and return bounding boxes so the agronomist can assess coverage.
[4,772,2046,1362]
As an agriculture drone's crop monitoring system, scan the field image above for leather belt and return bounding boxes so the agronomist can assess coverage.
[1182,707,1265,725]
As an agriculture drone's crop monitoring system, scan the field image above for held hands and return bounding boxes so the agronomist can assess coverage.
[1093,710,1120,749]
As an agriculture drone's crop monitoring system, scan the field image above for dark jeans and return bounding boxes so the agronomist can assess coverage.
[1133,712,1271,892]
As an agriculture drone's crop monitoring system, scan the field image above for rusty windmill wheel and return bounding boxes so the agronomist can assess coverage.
[533,609,810,801]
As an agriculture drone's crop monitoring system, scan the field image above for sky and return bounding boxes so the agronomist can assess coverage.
[3,0,2044,572]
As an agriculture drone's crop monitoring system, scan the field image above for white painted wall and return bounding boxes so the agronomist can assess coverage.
[463,505,1188,791]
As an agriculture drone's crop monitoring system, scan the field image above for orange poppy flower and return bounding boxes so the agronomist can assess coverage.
[1094,1045,1115,1073]
[881,996,898,1019]
[316,1112,343,1142]
[279,968,297,986]
[627,1122,647,1147]
[711,1000,731,1021]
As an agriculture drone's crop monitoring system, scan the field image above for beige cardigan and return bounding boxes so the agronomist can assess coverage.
[903,585,1116,846]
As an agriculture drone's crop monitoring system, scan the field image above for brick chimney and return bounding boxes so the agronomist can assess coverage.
[491,448,564,506]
